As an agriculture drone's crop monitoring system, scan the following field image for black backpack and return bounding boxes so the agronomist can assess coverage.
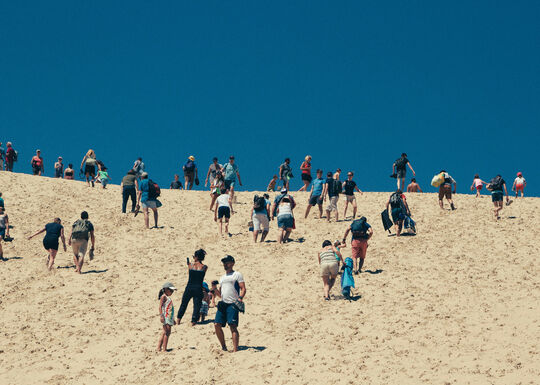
[490,175,503,191]
[389,192,403,208]
[148,179,161,199]
[394,157,407,170]
[254,195,266,210]
[334,179,342,194]
[351,218,367,238]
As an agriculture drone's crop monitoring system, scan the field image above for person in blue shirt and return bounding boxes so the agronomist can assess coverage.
[221,156,242,201]
[304,169,326,219]
[0,192,4,209]
[137,172,159,229]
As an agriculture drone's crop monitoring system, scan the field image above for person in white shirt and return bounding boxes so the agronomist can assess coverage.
[212,255,246,352]
[214,188,233,237]
[512,172,527,198]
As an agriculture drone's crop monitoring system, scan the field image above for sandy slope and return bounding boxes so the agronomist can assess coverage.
[0,172,538,385]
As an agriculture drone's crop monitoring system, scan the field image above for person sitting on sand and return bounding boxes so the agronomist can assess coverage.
[214,188,233,237]
[68,211,95,274]
[385,190,410,237]
[298,155,312,192]
[31,149,44,176]
[213,255,246,352]
[487,175,510,220]
[28,217,67,271]
[176,249,208,326]
[137,172,160,229]
[157,282,177,352]
[470,174,488,197]
[81,149,98,187]
[64,163,75,180]
[438,170,457,210]
[121,170,139,213]
[512,172,526,198]
[54,157,64,178]
[267,175,278,192]
[318,240,345,300]
[342,216,373,274]
[407,178,423,193]
[169,174,183,190]
[0,207,10,261]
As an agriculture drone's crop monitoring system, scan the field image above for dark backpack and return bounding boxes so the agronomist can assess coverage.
[490,175,503,191]
[12,150,18,162]
[148,180,161,199]
[351,218,368,238]
[389,192,403,208]
[334,179,342,194]
[72,219,91,240]
[394,157,407,170]
[184,161,195,172]
[254,195,266,210]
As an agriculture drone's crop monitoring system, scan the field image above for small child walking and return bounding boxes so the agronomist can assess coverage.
[267,175,278,192]
[95,167,111,189]
[199,282,210,322]
[157,282,177,352]
[470,174,488,197]
[512,172,526,198]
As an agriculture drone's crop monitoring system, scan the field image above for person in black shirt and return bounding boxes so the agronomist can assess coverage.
[170,174,184,190]
[28,217,67,270]
[177,249,208,326]
[392,153,416,190]
[342,171,363,219]
[323,171,340,222]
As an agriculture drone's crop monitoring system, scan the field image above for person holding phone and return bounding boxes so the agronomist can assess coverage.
[176,249,208,326]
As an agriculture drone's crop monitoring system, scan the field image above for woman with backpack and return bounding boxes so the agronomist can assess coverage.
[385,190,410,237]
[487,175,510,220]
[137,172,160,229]
[81,149,98,187]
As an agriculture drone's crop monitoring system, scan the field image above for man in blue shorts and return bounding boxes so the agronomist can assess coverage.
[222,156,242,201]
[304,169,326,218]
[213,255,246,352]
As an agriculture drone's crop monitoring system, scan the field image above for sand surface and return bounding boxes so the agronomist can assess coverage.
[0,172,538,384]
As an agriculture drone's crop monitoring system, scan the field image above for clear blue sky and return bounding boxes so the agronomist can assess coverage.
[1,1,538,195]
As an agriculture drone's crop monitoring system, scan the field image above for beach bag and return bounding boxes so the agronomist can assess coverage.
[394,157,407,170]
[72,219,91,240]
[148,180,161,199]
[12,149,18,162]
[431,172,445,187]
[381,209,393,232]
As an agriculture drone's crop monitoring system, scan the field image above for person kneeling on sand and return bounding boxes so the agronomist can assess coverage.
[342,216,373,274]
[68,211,95,274]
[213,255,246,352]
[318,240,344,300]
[157,282,177,352]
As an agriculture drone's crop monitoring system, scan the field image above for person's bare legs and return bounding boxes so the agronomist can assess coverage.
[47,249,58,270]
[260,230,268,242]
[284,229,292,242]
[304,205,312,219]
[278,228,285,244]
[298,180,309,191]
[0,242,3,260]
[335,210,339,222]
[230,325,240,352]
[343,201,349,218]
[395,220,403,237]
[143,208,150,229]
[493,201,503,220]
[253,230,259,242]
[317,203,323,218]
[229,186,235,201]
[218,219,223,236]
[151,208,158,228]
[439,200,444,209]
[352,201,358,218]
[184,176,190,190]
[209,194,218,211]
[322,275,330,298]
[158,325,171,352]
[224,219,230,236]
[214,323,227,351]
[328,275,336,293]
[326,210,331,222]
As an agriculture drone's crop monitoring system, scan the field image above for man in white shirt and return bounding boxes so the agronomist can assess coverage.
[213,255,246,352]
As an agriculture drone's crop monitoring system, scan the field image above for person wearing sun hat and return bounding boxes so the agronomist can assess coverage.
[183,155,198,190]
[512,172,527,198]
[157,282,177,352]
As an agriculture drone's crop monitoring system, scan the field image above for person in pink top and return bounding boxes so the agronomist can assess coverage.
[470,174,489,197]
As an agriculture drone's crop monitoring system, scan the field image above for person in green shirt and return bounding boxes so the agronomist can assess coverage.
[96,167,111,189]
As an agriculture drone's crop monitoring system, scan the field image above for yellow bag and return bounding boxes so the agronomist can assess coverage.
[431,172,445,187]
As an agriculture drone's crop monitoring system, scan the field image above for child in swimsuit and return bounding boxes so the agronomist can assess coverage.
[470,174,488,197]
[512,172,526,198]
[157,283,177,352]
[267,175,278,191]
[199,283,210,322]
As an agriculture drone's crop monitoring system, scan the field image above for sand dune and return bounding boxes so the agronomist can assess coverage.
[0,172,538,384]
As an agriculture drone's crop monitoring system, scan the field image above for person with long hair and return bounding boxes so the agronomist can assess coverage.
[176,249,208,326]
[81,149,98,187]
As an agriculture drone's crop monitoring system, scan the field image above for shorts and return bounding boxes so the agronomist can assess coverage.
[224,180,235,190]
[32,166,41,175]
[320,262,339,277]
[438,184,452,200]
[476,185,483,190]
[301,173,312,183]
[351,239,368,260]
[218,206,231,219]
[252,213,269,231]
[0,228,5,239]
[515,184,524,191]
[71,238,88,258]
[277,214,294,229]
[396,168,406,179]
[214,303,239,327]
[200,301,209,316]
[326,196,339,212]
[345,195,356,203]
[492,191,503,202]
[141,200,157,209]
[43,237,59,251]
[0,159,3,169]
[85,164,96,176]
[391,207,405,222]
[309,194,323,206]
[184,170,194,183]
[163,316,174,326]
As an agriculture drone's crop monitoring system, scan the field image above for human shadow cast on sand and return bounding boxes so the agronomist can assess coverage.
[2,256,23,261]
[238,345,266,352]
[364,269,383,274]
[82,269,109,275]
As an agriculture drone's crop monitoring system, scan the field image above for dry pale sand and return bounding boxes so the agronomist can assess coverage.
[0,172,538,385]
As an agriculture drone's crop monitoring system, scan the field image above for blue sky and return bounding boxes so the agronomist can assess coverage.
[1,1,538,195]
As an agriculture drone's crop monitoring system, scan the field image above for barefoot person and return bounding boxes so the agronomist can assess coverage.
[470,174,488,197]
[81,149,98,187]
[392,153,416,190]
[204,157,222,188]
[304,169,325,219]
[176,249,208,326]
[0,207,10,261]
[183,156,198,190]
[64,163,75,180]
[31,149,44,176]
[68,211,95,274]
[318,240,344,300]
[121,170,139,213]
[28,218,67,270]
[438,170,457,210]
[157,282,177,352]
[213,255,246,352]
[275,194,295,244]
[407,178,423,193]
[512,172,526,198]
[214,188,233,237]
[487,175,510,220]
[278,158,292,190]
[385,190,410,237]
[342,171,363,219]
[54,157,64,178]
[323,171,341,222]
[137,172,160,229]
[342,216,373,274]
[298,155,312,192]
[251,194,270,242]
[222,156,242,201]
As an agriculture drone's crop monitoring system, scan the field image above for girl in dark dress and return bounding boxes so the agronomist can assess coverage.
[28,218,67,270]
[176,249,208,326]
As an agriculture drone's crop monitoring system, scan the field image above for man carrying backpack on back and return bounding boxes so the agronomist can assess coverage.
[183,155,198,190]
[68,211,95,274]
[487,174,510,220]
[385,189,410,237]
[137,172,160,229]
[392,153,416,190]
[342,216,373,274]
